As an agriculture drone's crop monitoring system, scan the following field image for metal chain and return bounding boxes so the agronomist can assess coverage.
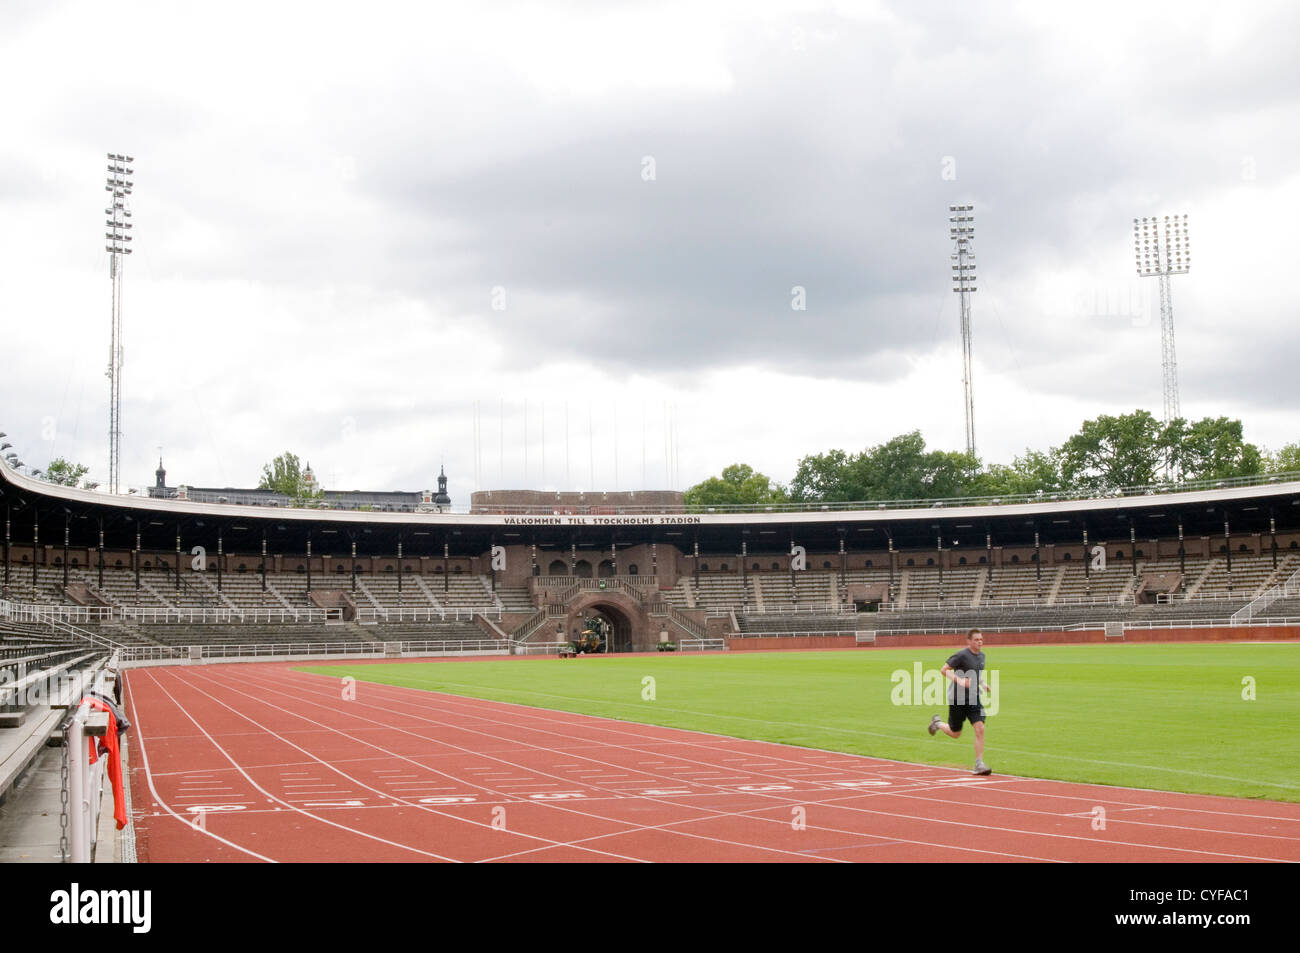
[59,717,70,863]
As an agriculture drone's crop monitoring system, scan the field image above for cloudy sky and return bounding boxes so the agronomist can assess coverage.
[1,0,1296,501]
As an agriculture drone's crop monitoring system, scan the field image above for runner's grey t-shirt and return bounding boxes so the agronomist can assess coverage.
[945,647,986,706]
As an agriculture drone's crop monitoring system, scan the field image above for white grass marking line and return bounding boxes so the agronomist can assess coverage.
[288,667,1300,861]
[194,668,852,864]
[244,668,1057,863]
[123,671,277,863]
[140,668,463,862]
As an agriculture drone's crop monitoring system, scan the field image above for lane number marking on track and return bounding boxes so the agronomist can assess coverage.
[528,792,586,800]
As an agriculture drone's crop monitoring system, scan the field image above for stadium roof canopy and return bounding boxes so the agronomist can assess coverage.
[4,461,1300,555]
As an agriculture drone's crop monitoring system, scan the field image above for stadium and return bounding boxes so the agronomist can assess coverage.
[2,450,1299,866]
[4,14,1299,940]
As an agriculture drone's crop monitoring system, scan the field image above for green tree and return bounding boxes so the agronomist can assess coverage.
[789,448,861,502]
[1266,442,1300,476]
[258,452,321,501]
[973,449,1064,497]
[44,457,91,487]
[1059,410,1169,491]
[684,463,788,507]
[791,432,982,502]
[1167,417,1263,482]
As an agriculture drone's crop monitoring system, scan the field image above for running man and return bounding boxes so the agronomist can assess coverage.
[928,628,992,775]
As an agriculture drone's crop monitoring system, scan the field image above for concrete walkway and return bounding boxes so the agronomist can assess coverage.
[0,727,133,863]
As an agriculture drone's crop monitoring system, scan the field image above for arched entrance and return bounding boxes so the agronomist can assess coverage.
[562,592,647,653]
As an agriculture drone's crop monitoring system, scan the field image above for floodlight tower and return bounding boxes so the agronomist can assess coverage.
[1133,214,1190,426]
[105,154,134,494]
[949,204,977,458]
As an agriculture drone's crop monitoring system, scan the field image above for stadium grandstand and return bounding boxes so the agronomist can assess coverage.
[4,447,1300,861]
[3,453,1300,662]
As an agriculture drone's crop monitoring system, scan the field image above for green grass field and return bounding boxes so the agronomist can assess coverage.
[298,642,1300,802]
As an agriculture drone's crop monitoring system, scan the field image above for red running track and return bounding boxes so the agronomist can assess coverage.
[123,661,1300,863]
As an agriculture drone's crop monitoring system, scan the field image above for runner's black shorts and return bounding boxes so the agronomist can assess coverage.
[948,704,986,732]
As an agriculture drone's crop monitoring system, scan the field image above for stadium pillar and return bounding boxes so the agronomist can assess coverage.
[838,529,847,599]
[443,539,449,592]
[134,520,140,593]
[1223,518,1232,593]
[1033,527,1041,596]
[351,539,357,593]
[394,538,399,595]
[787,531,797,606]
[175,524,181,591]
[261,531,267,592]
[692,536,700,599]
[217,528,223,592]
[936,530,944,602]
[610,536,617,577]
[985,528,993,584]
[63,512,70,591]
[1177,519,1185,584]
[3,504,10,589]
[32,509,38,588]
[1268,512,1279,572]
[307,536,313,593]
[1082,526,1089,595]
[97,518,104,591]
[740,537,749,609]
[886,533,896,603]
[570,540,577,576]
[650,540,657,583]
[1130,524,1137,578]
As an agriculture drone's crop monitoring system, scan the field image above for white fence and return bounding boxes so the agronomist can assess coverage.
[355,606,499,624]
[0,599,340,626]
[118,639,508,664]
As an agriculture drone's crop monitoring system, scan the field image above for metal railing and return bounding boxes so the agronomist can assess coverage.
[124,606,342,624]
[117,639,508,663]
[0,599,339,626]
[64,662,117,863]
[1231,563,1300,624]
[664,606,706,639]
[742,603,856,614]
[510,609,548,641]
[354,606,499,624]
